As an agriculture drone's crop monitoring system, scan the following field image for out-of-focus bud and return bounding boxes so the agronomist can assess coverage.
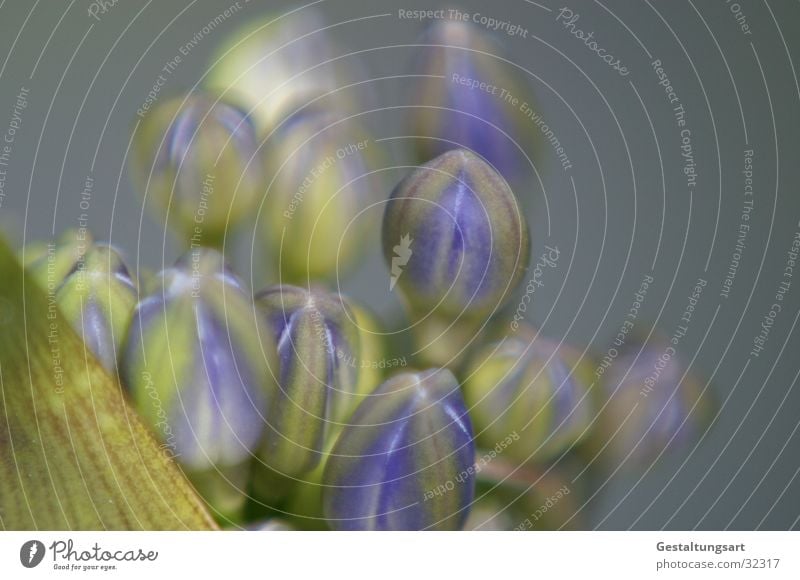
[323,368,475,530]
[260,110,379,281]
[409,20,538,180]
[56,244,137,373]
[122,248,276,517]
[255,285,360,477]
[463,332,593,464]
[26,228,94,289]
[206,10,369,135]
[382,149,529,321]
[597,337,712,464]
[132,94,263,245]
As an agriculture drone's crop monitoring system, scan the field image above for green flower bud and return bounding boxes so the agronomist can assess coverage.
[26,228,94,289]
[56,244,137,373]
[255,284,360,477]
[260,110,379,281]
[597,337,713,464]
[206,10,369,135]
[132,94,263,244]
[463,332,593,464]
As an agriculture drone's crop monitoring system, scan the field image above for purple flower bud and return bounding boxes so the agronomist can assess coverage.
[598,337,713,464]
[323,368,475,530]
[463,332,593,463]
[122,248,276,513]
[382,149,529,320]
[255,285,360,477]
[132,94,264,244]
[409,20,539,179]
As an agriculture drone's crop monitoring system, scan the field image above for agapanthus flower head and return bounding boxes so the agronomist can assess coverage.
[255,284,361,477]
[463,330,593,464]
[409,19,538,180]
[382,148,529,320]
[132,93,263,244]
[56,244,137,373]
[323,368,475,530]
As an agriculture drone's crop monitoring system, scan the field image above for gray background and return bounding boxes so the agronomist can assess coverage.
[0,0,798,529]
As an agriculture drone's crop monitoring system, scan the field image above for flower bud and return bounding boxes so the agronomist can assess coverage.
[463,333,593,464]
[260,111,379,281]
[56,244,137,373]
[597,337,712,464]
[255,285,360,477]
[206,10,370,135]
[132,94,263,244]
[122,248,276,515]
[323,368,475,530]
[26,228,94,289]
[382,149,529,320]
[409,20,538,179]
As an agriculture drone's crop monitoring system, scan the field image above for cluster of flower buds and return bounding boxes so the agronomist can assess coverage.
[13,10,716,532]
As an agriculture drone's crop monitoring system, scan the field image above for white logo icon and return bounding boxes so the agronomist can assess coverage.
[390,234,413,291]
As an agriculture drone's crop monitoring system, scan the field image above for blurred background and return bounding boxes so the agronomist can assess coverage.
[0,0,798,529]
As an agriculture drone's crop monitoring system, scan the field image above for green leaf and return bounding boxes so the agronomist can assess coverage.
[0,238,216,530]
